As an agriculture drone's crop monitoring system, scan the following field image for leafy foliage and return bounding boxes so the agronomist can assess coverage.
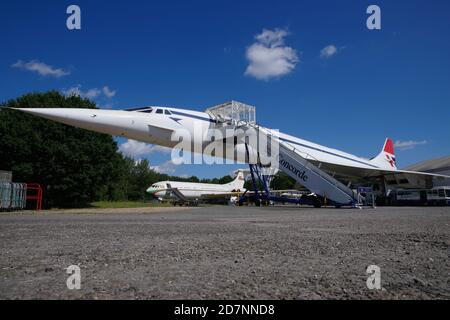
[0,92,126,207]
[270,171,297,190]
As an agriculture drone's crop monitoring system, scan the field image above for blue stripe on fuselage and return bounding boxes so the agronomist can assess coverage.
[170,110,216,123]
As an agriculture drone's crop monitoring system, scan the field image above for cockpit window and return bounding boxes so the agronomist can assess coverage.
[156,109,163,114]
[126,107,153,113]
[164,110,172,115]
[125,107,148,112]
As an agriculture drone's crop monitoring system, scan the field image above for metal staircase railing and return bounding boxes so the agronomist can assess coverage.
[242,123,356,206]
[205,101,356,206]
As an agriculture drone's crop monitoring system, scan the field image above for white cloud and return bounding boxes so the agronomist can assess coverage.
[394,140,428,151]
[103,86,116,98]
[12,60,70,77]
[118,139,171,158]
[63,85,101,99]
[320,45,338,59]
[63,86,80,97]
[255,29,288,47]
[119,140,153,158]
[84,88,101,99]
[151,160,178,174]
[63,85,117,100]
[150,145,172,154]
[245,28,298,80]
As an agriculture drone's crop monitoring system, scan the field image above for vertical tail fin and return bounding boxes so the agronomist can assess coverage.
[226,169,246,191]
[370,138,397,170]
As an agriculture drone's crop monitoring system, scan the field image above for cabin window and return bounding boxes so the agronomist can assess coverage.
[446,189,450,197]
[156,109,163,114]
[439,190,445,197]
[164,110,172,115]
[139,108,153,113]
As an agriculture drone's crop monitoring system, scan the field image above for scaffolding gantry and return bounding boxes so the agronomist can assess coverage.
[205,100,256,125]
[205,100,358,207]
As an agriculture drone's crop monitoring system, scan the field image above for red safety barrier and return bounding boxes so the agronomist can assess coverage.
[26,183,42,211]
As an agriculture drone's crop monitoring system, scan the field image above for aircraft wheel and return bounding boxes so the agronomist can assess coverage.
[313,199,322,208]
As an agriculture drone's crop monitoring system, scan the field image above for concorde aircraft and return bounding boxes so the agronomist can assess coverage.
[146,169,246,203]
[6,101,450,204]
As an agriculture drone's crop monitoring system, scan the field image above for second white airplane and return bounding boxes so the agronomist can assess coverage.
[146,169,246,202]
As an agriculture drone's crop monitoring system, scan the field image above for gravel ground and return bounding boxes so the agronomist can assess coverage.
[0,206,449,300]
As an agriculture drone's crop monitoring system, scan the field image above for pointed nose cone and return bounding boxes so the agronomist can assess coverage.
[13,107,135,137]
[14,108,94,124]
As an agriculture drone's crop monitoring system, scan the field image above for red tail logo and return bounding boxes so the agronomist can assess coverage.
[385,154,396,167]
[384,138,395,155]
[384,138,396,168]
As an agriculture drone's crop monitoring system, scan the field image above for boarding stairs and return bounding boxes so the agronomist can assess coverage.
[250,124,356,206]
[205,101,356,206]
[166,183,188,202]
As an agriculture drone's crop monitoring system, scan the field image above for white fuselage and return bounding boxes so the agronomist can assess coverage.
[17,107,377,169]
[17,106,387,174]
[147,180,243,199]
[15,104,449,193]
[147,170,246,200]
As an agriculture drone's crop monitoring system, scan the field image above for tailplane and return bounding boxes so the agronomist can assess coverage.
[370,138,397,170]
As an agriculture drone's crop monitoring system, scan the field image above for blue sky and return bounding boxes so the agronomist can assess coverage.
[1,0,449,178]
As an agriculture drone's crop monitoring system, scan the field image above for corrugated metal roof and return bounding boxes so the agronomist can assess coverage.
[403,156,450,173]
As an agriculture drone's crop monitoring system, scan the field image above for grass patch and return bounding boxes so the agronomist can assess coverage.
[90,201,171,209]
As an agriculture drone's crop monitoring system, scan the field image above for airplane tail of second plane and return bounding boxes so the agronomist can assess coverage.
[226,170,246,191]
[370,138,397,170]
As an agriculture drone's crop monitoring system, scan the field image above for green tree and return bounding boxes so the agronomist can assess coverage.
[126,159,155,201]
[270,171,297,190]
[0,91,127,208]
[218,175,233,184]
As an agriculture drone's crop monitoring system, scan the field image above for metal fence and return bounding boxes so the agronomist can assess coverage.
[0,183,27,211]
